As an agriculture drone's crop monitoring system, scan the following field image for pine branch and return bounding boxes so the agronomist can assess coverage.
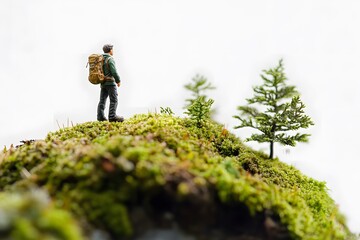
[247,133,272,143]
[275,133,311,146]
[233,116,256,129]
[236,106,259,118]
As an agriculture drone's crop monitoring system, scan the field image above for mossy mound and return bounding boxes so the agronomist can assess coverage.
[0,114,353,239]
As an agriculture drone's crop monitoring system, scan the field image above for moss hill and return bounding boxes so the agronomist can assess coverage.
[0,114,353,239]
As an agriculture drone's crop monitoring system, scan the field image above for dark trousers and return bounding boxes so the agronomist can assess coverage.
[97,85,118,120]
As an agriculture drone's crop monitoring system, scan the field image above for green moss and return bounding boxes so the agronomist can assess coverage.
[0,190,84,240]
[0,113,353,239]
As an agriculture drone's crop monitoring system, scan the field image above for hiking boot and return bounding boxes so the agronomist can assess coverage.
[98,117,108,122]
[109,116,124,122]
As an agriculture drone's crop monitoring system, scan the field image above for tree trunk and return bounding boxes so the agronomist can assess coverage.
[269,123,276,159]
[269,141,274,159]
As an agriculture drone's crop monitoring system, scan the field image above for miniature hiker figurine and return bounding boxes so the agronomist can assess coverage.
[97,44,124,122]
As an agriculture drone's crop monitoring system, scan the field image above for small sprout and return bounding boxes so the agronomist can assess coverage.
[160,107,174,115]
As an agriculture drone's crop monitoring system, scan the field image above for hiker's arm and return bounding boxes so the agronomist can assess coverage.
[109,58,121,84]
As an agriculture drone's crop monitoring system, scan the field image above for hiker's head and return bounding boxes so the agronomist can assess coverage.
[103,44,113,55]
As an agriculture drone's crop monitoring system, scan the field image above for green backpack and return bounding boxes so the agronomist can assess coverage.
[87,54,111,85]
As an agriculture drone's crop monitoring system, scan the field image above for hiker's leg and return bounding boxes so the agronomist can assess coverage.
[97,87,109,120]
[108,86,118,120]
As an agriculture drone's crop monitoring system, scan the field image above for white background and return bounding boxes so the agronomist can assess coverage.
[1,0,359,233]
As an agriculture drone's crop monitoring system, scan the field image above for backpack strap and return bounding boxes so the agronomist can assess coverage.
[104,57,111,71]
[104,57,114,81]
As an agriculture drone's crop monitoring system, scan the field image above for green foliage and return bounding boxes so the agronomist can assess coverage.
[184,75,216,128]
[184,96,214,128]
[160,106,174,115]
[184,74,215,108]
[234,60,314,158]
[0,189,84,240]
[0,114,352,239]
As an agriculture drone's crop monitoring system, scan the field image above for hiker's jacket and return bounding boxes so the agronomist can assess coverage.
[101,53,121,87]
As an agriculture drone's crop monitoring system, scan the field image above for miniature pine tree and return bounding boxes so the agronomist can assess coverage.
[233,60,314,159]
[184,74,215,109]
[184,75,215,127]
[185,96,214,127]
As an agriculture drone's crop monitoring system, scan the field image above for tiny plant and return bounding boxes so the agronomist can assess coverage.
[184,75,215,127]
[185,96,214,128]
[184,74,215,109]
[160,107,174,115]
